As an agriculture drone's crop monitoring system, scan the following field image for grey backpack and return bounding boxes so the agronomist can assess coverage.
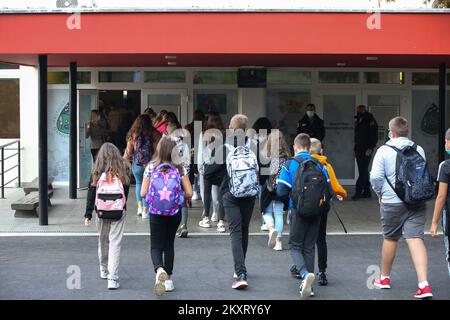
[225,141,259,198]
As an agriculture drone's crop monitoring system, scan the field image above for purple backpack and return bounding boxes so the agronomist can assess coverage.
[134,135,153,166]
[146,163,184,216]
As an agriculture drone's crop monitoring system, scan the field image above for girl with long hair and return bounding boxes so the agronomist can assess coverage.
[124,114,162,218]
[84,142,131,290]
[140,136,193,295]
[261,131,290,251]
[197,113,227,232]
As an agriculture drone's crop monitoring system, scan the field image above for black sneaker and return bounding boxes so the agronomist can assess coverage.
[177,225,188,238]
[318,272,328,286]
[351,194,362,201]
[290,265,301,279]
[361,192,372,198]
[232,273,248,290]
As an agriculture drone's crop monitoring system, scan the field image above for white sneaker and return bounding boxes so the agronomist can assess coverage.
[299,273,315,299]
[100,268,108,279]
[211,213,218,222]
[108,279,120,290]
[154,268,169,296]
[261,224,269,231]
[268,228,278,248]
[273,240,283,251]
[137,205,143,216]
[165,279,175,292]
[192,192,199,200]
[217,223,226,233]
[199,219,211,228]
[142,209,149,219]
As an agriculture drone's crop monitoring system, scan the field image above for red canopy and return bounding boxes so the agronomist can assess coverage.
[0,12,449,67]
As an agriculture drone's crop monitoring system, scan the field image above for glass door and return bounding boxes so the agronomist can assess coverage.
[363,91,402,149]
[142,89,188,125]
[77,90,98,188]
[319,90,361,185]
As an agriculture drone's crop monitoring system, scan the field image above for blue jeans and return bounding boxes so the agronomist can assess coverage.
[132,162,148,209]
[443,210,450,278]
[263,200,284,238]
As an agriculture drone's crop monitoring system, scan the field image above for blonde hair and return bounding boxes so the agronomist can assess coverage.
[310,138,322,155]
[389,116,408,138]
[229,114,249,130]
[91,143,131,186]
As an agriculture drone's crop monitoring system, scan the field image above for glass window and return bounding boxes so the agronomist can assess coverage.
[98,71,140,83]
[266,90,310,147]
[412,72,450,85]
[144,71,186,83]
[318,72,359,84]
[0,79,20,138]
[48,71,91,84]
[193,89,238,125]
[267,70,312,85]
[412,73,439,85]
[0,63,19,69]
[193,71,237,84]
[363,72,404,84]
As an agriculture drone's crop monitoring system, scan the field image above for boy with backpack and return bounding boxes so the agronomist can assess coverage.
[277,133,332,299]
[141,136,193,296]
[310,138,347,286]
[370,116,434,299]
[430,128,450,278]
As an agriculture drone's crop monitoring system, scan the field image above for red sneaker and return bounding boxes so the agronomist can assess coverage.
[374,276,391,289]
[414,285,433,299]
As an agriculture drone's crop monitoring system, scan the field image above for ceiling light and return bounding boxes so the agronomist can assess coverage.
[366,56,378,61]
[165,55,177,60]
[167,62,177,66]
[336,62,346,67]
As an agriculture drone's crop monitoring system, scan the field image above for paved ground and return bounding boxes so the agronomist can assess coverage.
[0,186,437,234]
[0,235,449,300]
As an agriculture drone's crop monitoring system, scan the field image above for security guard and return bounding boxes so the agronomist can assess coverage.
[297,103,325,141]
[353,104,378,200]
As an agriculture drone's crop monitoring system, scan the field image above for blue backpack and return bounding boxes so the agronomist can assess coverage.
[385,144,434,206]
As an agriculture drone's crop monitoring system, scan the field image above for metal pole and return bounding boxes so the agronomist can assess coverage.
[438,63,447,164]
[17,140,21,188]
[1,148,4,199]
[38,55,48,226]
[69,62,77,199]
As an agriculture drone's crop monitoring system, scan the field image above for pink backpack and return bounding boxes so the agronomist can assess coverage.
[95,173,126,220]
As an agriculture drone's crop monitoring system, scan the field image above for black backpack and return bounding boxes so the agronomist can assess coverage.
[291,156,331,219]
[385,144,434,206]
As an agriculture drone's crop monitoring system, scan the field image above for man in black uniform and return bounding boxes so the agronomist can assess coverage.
[353,104,378,200]
[297,103,325,141]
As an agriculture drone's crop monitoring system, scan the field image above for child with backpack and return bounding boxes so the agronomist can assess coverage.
[430,128,450,278]
[124,114,161,219]
[277,133,331,299]
[260,131,290,251]
[140,136,193,296]
[84,142,131,290]
[370,116,434,299]
[310,138,347,286]
[165,112,192,238]
[213,114,259,289]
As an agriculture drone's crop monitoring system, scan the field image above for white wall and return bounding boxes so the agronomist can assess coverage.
[239,88,266,127]
[19,66,39,183]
